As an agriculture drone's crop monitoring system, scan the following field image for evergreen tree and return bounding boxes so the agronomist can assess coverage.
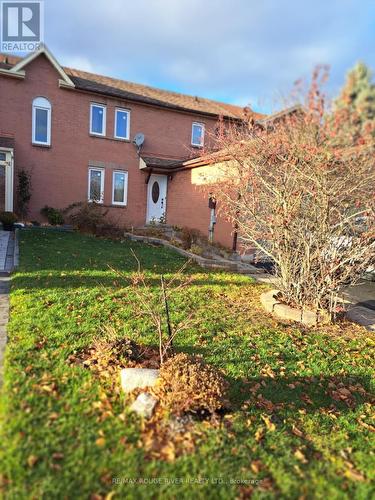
[334,62,375,137]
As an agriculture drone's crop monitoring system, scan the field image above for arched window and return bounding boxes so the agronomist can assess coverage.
[32,97,51,146]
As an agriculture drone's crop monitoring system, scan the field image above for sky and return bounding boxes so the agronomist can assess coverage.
[30,0,375,113]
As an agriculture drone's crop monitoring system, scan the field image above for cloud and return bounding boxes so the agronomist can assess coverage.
[40,0,375,113]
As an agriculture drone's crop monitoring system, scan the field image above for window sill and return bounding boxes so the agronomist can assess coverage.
[89,134,130,143]
[191,144,203,149]
[104,204,128,209]
[114,136,131,142]
[31,142,51,148]
[89,132,106,138]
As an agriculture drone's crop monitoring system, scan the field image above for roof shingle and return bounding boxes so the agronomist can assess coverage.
[0,51,264,120]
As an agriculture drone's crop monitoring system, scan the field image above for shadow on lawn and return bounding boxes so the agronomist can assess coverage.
[12,272,256,291]
[170,346,374,415]
[227,374,374,414]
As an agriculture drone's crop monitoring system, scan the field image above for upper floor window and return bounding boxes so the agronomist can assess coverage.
[114,108,130,140]
[90,103,106,136]
[191,122,205,147]
[32,97,51,146]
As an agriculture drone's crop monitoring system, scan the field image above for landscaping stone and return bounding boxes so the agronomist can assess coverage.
[260,289,328,326]
[130,392,158,418]
[120,368,160,393]
[124,232,261,274]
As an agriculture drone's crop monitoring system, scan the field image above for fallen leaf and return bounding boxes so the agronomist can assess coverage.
[250,460,262,473]
[344,469,365,481]
[294,449,308,463]
[292,425,304,438]
[160,443,176,462]
[95,438,106,447]
[27,455,38,467]
[255,426,264,442]
[261,415,276,431]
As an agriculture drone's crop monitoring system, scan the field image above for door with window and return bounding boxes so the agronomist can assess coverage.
[0,150,13,212]
[146,174,167,223]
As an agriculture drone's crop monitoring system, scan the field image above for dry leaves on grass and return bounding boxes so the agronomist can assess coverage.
[327,379,374,409]
[138,406,198,462]
[152,353,230,416]
[67,338,160,390]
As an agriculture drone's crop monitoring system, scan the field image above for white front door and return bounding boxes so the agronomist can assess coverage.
[0,149,14,212]
[146,174,168,223]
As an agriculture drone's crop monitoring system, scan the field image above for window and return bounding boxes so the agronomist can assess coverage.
[191,122,205,147]
[32,97,51,145]
[112,170,128,205]
[114,108,130,140]
[90,103,106,136]
[88,168,105,203]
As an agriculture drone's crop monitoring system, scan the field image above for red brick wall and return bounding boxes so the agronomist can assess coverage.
[0,54,234,246]
[167,167,234,248]
[0,56,215,221]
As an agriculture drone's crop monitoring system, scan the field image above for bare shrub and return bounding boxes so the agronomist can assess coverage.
[180,227,203,250]
[205,68,375,319]
[153,353,229,415]
[112,252,195,364]
[64,201,108,233]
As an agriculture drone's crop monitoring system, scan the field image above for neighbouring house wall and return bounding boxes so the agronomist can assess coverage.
[167,165,235,248]
[0,54,219,226]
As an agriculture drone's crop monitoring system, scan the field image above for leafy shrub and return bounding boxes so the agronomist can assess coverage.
[17,170,32,219]
[40,206,64,225]
[64,201,108,233]
[180,227,203,250]
[154,353,229,415]
[0,211,17,225]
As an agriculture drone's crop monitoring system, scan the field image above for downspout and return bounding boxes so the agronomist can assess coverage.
[232,191,241,252]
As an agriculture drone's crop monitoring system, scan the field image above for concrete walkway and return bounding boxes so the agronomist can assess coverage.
[0,230,16,387]
[0,276,10,387]
[342,281,375,331]
[0,231,9,270]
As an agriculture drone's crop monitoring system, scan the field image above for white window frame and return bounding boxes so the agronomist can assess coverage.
[191,122,205,147]
[114,108,130,140]
[112,170,128,206]
[88,167,105,203]
[32,97,51,146]
[90,103,106,136]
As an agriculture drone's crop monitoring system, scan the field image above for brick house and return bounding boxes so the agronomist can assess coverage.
[0,45,263,248]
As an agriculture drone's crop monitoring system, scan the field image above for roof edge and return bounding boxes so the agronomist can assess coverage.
[10,44,75,88]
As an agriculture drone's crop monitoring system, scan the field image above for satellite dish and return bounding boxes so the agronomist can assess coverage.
[133,133,145,148]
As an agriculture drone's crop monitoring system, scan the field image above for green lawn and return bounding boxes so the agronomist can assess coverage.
[0,230,374,499]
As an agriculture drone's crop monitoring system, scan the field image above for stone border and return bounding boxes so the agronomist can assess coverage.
[124,232,261,274]
[260,289,328,326]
